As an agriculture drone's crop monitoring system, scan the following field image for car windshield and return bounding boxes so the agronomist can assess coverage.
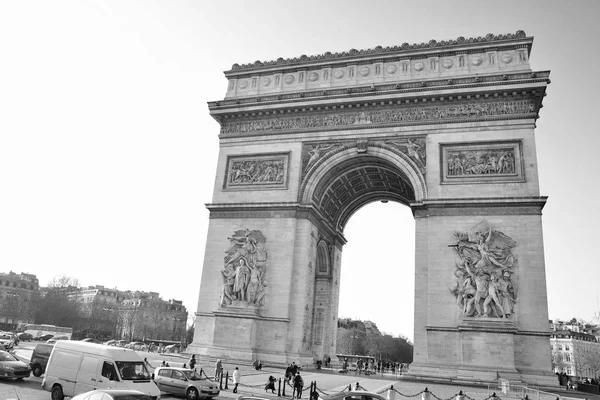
[0,352,18,362]
[113,395,153,400]
[116,361,152,381]
[182,370,204,380]
[0,335,11,340]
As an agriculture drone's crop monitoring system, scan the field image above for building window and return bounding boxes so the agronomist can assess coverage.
[565,354,571,362]
[565,345,570,351]
[567,367,572,375]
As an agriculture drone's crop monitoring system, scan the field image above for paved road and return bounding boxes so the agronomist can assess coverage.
[0,342,588,400]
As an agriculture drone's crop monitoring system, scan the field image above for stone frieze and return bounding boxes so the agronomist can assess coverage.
[440,141,523,184]
[224,153,289,190]
[221,99,536,135]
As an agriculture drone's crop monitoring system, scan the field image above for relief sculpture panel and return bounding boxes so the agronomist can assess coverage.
[224,153,289,190]
[220,229,268,308]
[385,138,426,174]
[449,221,517,319]
[440,141,523,184]
[301,142,342,176]
[221,100,536,135]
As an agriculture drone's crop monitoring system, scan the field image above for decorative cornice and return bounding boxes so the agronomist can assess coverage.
[426,326,549,337]
[228,31,529,72]
[205,202,344,245]
[411,196,547,217]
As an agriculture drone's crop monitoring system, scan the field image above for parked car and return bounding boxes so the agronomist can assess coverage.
[0,333,15,350]
[104,339,118,346]
[42,341,160,399]
[71,389,154,400]
[81,338,103,344]
[164,343,181,353]
[30,343,54,377]
[125,341,147,351]
[0,349,31,380]
[114,340,128,347]
[46,335,69,344]
[17,332,33,342]
[154,366,220,399]
[34,334,54,341]
[4,332,20,346]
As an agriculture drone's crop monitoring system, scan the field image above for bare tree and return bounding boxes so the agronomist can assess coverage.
[581,347,600,379]
[551,349,567,373]
[185,313,196,347]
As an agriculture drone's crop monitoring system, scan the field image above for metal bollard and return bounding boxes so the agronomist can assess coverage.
[219,372,223,390]
[456,390,464,400]
[348,384,352,391]
[422,387,431,400]
[387,385,396,400]
[282,377,286,397]
[278,377,281,397]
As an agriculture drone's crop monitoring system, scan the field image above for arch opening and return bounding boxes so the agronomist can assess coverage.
[307,153,418,231]
[338,200,415,349]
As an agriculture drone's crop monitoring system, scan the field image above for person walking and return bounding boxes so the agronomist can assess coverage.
[232,366,240,393]
[188,355,196,371]
[215,359,223,381]
[293,371,304,399]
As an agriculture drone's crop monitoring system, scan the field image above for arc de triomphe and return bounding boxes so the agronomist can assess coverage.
[189,31,555,385]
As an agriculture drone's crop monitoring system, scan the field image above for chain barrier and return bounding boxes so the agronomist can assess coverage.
[213,372,514,400]
[200,369,215,382]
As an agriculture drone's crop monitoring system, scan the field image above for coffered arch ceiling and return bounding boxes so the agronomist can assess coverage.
[311,156,415,231]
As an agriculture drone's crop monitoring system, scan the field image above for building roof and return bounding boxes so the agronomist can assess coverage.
[228,31,530,73]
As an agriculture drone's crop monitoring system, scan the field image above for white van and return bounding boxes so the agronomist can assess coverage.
[42,340,160,400]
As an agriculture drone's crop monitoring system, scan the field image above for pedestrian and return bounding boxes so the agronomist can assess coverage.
[215,358,223,381]
[293,371,304,399]
[189,354,196,371]
[232,366,240,393]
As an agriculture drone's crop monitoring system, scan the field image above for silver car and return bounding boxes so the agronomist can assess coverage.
[71,389,154,399]
[154,367,219,399]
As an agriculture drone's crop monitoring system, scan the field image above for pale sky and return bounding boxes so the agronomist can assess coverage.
[2,1,600,342]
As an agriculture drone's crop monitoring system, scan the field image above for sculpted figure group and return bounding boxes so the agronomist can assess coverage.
[450,221,517,318]
[448,149,515,176]
[221,229,268,307]
[222,100,536,135]
[229,159,285,185]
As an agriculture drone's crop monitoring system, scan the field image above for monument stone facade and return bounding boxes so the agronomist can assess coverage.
[189,31,555,385]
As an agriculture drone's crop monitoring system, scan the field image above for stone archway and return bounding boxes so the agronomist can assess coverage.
[189,31,556,386]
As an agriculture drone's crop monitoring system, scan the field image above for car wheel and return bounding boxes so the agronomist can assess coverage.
[51,385,64,400]
[32,364,43,377]
[186,387,199,400]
